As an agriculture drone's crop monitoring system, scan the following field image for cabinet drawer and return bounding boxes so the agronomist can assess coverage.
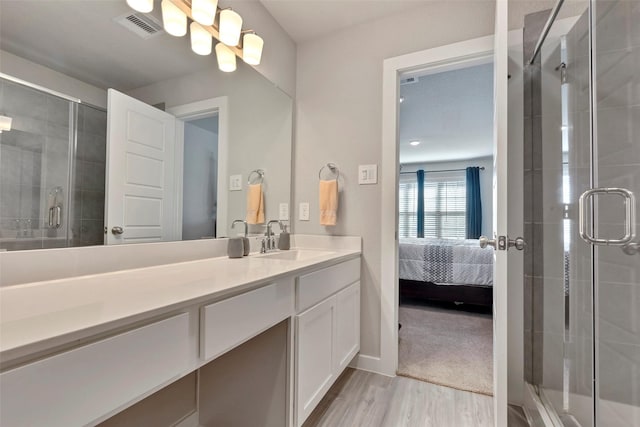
[297,257,360,312]
[0,313,190,427]
[201,279,294,361]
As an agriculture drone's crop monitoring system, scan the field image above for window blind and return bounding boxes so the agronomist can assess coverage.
[398,171,467,239]
[398,175,418,238]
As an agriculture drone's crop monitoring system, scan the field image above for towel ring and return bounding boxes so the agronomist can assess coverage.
[318,163,340,180]
[247,169,265,185]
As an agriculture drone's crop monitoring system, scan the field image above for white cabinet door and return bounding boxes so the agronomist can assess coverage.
[296,296,335,426]
[105,89,177,244]
[334,281,360,373]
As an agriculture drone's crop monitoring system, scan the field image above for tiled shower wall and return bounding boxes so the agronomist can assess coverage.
[523,8,549,388]
[72,104,107,247]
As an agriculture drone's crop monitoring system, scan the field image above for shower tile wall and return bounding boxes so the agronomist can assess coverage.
[593,0,640,419]
[523,8,550,388]
[0,80,71,250]
[73,104,106,247]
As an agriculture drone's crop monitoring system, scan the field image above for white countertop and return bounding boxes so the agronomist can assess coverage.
[0,248,360,366]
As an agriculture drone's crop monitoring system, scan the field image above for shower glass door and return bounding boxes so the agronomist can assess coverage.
[592,0,640,425]
[535,0,640,425]
[538,3,594,425]
[0,79,73,250]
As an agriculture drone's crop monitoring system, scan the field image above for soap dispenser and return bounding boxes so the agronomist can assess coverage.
[277,222,290,250]
[232,220,251,256]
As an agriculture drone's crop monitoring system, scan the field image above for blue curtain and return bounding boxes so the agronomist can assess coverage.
[465,167,482,239]
[416,169,425,238]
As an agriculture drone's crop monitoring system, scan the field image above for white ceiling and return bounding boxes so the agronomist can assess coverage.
[0,1,219,91]
[399,63,494,164]
[259,0,431,43]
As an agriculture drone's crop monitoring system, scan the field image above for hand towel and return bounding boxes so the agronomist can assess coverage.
[246,183,265,224]
[319,179,338,226]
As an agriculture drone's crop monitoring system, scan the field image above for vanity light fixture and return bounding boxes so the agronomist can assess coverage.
[409,140,421,146]
[219,9,242,46]
[242,32,263,65]
[126,0,153,13]
[191,0,218,26]
[0,115,12,133]
[161,0,187,37]
[215,42,236,72]
[190,22,212,55]
[127,0,265,71]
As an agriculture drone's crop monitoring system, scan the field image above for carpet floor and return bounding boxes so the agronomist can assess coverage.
[398,300,493,395]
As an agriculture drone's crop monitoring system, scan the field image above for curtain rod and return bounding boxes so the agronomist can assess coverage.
[399,166,485,175]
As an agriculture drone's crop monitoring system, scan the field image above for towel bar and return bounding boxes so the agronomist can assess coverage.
[247,169,265,185]
[318,163,339,180]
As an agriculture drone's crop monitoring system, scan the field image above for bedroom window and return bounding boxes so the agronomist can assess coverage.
[399,172,467,239]
[398,175,419,238]
[424,176,466,239]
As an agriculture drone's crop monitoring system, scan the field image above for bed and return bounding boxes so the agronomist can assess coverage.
[399,237,494,307]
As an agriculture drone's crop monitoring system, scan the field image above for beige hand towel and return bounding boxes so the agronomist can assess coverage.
[246,183,265,224]
[319,179,338,226]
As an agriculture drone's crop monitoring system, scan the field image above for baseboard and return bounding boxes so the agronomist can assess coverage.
[350,354,395,377]
[173,411,200,427]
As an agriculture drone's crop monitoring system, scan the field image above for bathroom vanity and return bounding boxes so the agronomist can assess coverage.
[0,236,361,427]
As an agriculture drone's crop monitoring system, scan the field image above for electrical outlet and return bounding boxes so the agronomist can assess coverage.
[229,174,242,191]
[299,202,310,221]
[358,164,378,184]
[279,203,289,221]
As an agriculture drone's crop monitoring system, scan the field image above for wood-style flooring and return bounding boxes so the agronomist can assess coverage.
[303,368,494,427]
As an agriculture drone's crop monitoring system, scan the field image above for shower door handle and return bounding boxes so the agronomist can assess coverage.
[578,187,636,245]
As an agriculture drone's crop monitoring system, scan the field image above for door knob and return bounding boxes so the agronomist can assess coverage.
[111,226,124,235]
[509,237,526,251]
[479,236,496,249]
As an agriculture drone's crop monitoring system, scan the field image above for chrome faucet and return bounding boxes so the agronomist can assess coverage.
[262,220,283,253]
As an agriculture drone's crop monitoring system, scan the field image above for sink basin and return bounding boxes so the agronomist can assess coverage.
[259,249,334,261]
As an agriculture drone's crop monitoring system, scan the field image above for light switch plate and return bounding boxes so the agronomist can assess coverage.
[279,203,289,221]
[229,174,242,191]
[299,202,310,221]
[358,164,378,184]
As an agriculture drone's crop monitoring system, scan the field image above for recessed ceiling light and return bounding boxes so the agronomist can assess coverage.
[409,140,420,146]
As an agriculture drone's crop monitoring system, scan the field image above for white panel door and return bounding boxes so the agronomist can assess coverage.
[492,0,509,425]
[106,89,176,244]
[334,281,360,373]
[296,297,335,426]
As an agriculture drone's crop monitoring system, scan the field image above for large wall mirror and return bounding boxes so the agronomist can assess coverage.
[0,1,293,251]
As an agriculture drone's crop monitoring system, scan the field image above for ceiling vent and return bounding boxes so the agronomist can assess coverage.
[400,76,419,85]
[115,12,164,39]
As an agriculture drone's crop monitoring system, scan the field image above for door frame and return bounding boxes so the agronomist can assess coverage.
[167,96,229,239]
[379,34,495,378]
[378,33,517,425]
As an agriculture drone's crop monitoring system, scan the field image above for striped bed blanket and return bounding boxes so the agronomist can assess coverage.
[399,238,494,286]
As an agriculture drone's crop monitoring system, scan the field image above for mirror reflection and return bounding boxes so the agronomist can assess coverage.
[0,1,293,251]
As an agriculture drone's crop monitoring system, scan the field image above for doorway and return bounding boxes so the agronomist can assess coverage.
[182,115,219,240]
[167,96,229,239]
[396,61,495,395]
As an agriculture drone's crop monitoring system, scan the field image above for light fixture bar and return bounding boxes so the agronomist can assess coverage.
[169,0,244,60]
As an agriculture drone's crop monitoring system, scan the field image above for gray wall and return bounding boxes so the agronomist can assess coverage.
[293,1,497,359]
[127,61,293,237]
[0,50,107,108]
[401,156,494,237]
